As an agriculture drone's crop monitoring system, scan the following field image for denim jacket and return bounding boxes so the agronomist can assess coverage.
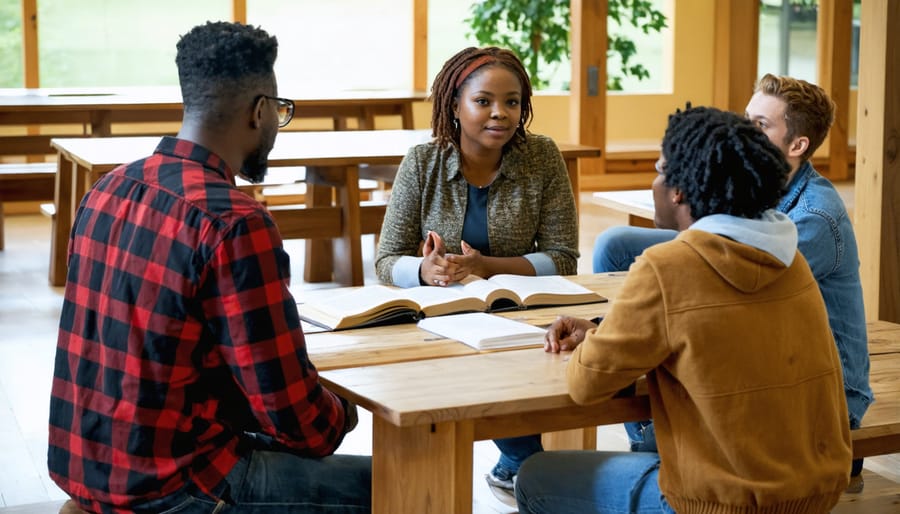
[778,162,873,427]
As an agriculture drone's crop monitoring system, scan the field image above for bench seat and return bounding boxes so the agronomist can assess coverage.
[0,162,57,250]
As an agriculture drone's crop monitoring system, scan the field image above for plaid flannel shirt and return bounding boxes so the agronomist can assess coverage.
[48,137,346,513]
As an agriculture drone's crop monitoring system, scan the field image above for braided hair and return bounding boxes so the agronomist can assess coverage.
[176,22,278,126]
[430,47,533,150]
[662,106,790,220]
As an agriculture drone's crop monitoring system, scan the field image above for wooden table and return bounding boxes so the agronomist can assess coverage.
[592,189,655,228]
[48,131,601,286]
[299,273,899,513]
[316,314,900,514]
[0,86,426,157]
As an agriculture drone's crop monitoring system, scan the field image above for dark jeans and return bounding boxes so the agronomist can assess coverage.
[493,434,544,478]
[131,450,372,513]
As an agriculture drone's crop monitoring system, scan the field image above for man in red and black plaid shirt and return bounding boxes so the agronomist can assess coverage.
[49,22,371,514]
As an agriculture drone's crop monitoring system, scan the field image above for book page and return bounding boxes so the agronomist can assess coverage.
[404,285,487,317]
[297,285,416,330]
[486,274,603,306]
[456,276,509,304]
[315,285,409,314]
[417,312,547,350]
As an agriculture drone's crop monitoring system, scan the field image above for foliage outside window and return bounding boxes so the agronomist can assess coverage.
[465,0,667,91]
[0,0,23,87]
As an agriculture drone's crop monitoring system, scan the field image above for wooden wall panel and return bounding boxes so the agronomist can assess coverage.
[569,0,607,178]
[855,0,900,322]
[712,0,759,113]
[818,0,853,181]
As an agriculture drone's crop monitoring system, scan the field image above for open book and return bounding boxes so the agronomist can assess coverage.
[418,312,547,350]
[297,274,606,331]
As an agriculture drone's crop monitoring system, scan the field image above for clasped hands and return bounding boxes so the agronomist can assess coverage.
[419,230,485,286]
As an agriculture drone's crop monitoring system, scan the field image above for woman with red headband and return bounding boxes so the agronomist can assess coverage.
[375,46,579,496]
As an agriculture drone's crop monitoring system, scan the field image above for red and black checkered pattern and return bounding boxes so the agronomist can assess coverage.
[48,137,346,513]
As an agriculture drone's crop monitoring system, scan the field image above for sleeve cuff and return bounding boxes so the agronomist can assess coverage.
[524,252,557,276]
[392,255,425,288]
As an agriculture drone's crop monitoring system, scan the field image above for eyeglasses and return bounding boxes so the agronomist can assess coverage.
[257,95,295,127]
[654,159,666,175]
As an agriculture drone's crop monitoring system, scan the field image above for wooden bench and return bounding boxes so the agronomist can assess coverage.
[586,140,860,192]
[0,162,56,250]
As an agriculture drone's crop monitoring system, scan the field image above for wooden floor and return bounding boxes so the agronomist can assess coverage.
[0,191,896,514]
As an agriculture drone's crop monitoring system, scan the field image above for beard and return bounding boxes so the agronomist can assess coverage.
[239,123,277,184]
[240,147,268,184]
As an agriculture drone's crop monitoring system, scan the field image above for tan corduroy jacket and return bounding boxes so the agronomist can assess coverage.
[569,229,852,514]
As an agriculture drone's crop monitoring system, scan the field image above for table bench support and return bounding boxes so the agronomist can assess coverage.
[372,417,474,514]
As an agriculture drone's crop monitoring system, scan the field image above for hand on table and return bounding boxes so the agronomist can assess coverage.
[544,315,598,353]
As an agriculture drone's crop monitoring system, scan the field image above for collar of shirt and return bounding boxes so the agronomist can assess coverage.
[444,139,528,185]
[155,136,236,185]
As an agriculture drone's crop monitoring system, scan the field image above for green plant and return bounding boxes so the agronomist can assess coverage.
[465,0,667,91]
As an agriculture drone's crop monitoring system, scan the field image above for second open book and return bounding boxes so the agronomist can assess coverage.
[298,274,607,330]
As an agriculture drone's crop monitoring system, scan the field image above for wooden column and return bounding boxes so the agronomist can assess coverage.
[569,0,606,179]
[855,0,900,322]
[712,0,759,113]
[817,0,853,181]
[231,0,247,23]
[412,0,428,91]
[21,0,38,87]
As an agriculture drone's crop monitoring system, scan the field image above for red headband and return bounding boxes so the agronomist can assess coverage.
[455,55,497,89]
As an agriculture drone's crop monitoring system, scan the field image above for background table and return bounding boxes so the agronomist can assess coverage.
[592,189,655,228]
[0,86,425,158]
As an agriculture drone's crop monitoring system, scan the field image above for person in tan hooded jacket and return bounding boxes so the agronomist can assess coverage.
[515,106,851,514]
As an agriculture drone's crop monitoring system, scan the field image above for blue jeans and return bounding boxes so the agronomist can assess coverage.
[492,435,543,478]
[516,451,675,514]
[130,450,372,513]
[593,226,674,456]
[592,226,677,274]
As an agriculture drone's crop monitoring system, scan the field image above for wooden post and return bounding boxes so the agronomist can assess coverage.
[569,0,607,182]
[21,0,38,88]
[712,0,759,113]
[817,0,853,181]
[855,0,900,322]
[412,0,428,92]
[231,0,247,23]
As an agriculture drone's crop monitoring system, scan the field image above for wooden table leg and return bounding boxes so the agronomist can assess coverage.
[372,417,474,514]
[303,175,334,283]
[542,428,597,451]
[332,165,364,286]
[564,157,580,215]
[49,154,74,287]
[400,103,415,129]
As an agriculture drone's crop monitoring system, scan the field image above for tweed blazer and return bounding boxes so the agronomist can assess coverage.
[375,133,579,286]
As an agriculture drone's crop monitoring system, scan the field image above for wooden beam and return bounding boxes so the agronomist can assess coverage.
[712,0,759,113]
[412,0,428,91]
[231,0,247,23]
[855,0,900,322]
[21,0,38,88]
[817,0,853,181]
[569,0,607,178]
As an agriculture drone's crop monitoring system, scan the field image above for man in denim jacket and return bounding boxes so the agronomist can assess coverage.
[591,74,873,489]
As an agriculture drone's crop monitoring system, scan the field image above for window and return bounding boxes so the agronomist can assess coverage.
[36,0,229,87]
[428,0,671,93]
[248,0,412,92]
[0,0,23,87]
[758,1,861,87]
